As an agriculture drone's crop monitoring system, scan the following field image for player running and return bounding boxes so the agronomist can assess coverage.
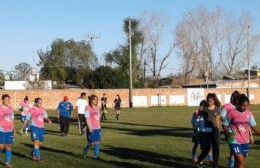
[19,96,32,135]
[114,95,121,122]
[0,94,15,168]
[20,97,52,162]
[223,94,260,168]
[83,95,101,160]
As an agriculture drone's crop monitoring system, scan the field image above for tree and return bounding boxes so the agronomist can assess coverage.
[175,7,260,83]
[0,70,4,86]
[38,39,96,86]
[214,12,260,75]
[14,62,32,80]
[104,18,144,87]
[140,12,174,82]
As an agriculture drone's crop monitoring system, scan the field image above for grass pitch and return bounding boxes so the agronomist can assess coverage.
[5,106,260,168]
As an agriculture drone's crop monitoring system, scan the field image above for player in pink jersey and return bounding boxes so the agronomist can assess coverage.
[221,91,240,168]
[20,97,52,163]
[0,94,15,168]
[19,96,32,135]
[223,94,260,168]
[83,94,101,160]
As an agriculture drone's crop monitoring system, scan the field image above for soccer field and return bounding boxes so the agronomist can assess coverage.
[7,106,260,168]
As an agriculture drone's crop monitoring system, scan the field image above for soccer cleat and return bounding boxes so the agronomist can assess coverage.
[31,151,36,161]
[93,156,101,160]
[36,159,44,163]
[197,162,204,168]
[5,163,12,168]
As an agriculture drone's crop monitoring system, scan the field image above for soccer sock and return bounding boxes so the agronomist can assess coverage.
[208,154,213,161]
[94,144,100,158]
[229,158,235,168]
[34,148,41,160]
[84,143,91,155]
[5,150,11,164]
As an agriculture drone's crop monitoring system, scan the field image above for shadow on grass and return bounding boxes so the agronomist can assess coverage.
[22,143,82,159]
[102,125,193,138]
[101,145,194,168]
[103,121,176,129]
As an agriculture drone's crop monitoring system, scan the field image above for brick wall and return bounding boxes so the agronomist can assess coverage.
[0,88,259,110]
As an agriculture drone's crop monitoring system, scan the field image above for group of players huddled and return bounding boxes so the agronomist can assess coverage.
[191,91,260,168]
[0,92,122,167]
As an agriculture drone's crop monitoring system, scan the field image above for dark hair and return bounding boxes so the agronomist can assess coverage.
[230,91,240,105]
[2,94,10,100]
[34,97,42,104]
[24,96,29,101]
[237,94,250,106]
[88,94,98,107]
[199,100,208,107]
[80,92,86,98]
[206,93,221,107]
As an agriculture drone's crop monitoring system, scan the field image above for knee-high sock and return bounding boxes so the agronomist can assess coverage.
[5,150,12,164]
[34,148,41,160]
[84,143,91,155]
[94,144,100,158]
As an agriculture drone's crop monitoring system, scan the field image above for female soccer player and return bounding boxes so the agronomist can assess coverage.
[19,96,32,135]
[20,97,52,162]
[0,94,15,168]
[191,100,212,164]
[221,91,254,168]
[114,95,121,122]
[101,94,108,121]
[197,93,221,168]
[223,94,260,168]
[83,95,101,160]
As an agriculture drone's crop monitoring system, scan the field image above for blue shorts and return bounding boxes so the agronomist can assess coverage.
[30,126,45,142]
[0,131,14,145]
[229,144,250,157]
[87,129,101,144]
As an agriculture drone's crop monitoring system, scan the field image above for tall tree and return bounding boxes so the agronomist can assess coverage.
[140,12,174,83]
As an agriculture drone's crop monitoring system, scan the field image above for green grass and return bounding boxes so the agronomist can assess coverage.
[5,106,260,168]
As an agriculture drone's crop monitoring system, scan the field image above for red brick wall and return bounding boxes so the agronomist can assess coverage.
[0,88,259,110]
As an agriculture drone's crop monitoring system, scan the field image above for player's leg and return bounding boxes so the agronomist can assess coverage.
[64,117,69,136]
[83,130,93,157]
[93,129,101,159]
[197,133,211,165]
[60,116,65,136]
[211,130,220,168]
[5,144,12,167]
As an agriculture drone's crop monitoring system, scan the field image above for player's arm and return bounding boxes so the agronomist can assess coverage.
[43,111,52,124]
[249,127,255,144]
[57,103,61,119]
[20,114,30,134]
[222,114,231,139]
[85,110,92,133]
[249,115,260,136]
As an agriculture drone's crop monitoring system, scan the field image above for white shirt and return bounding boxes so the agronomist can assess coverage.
[76,98,88,114]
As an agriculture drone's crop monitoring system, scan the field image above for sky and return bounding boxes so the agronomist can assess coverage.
[0,0,260,75]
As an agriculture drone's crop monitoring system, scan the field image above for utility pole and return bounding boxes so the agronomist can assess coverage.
[144,60,146,88]
[129,19,133,108]
[85,34,100,68]
[247,25,251,99]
